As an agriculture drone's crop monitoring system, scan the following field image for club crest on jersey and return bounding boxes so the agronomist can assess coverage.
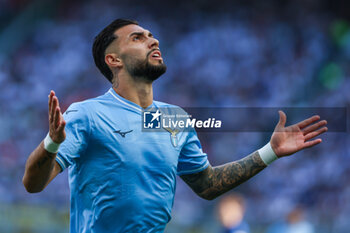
[164,127,179,147]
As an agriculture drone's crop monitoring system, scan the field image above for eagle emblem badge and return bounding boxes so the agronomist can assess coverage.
[163,127,179,147]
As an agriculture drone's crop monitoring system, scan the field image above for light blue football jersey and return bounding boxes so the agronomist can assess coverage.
[55,88,209,233]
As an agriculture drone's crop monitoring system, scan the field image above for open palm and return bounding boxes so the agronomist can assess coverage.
[270,111,328,157]
[48,90,66,143]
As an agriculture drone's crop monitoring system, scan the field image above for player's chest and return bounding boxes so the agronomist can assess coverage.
[90,113,184,166]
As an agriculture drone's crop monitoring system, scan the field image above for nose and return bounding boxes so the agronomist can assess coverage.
[148,37,159,49]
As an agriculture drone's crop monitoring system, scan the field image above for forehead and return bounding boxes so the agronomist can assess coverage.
[114,24,150,38]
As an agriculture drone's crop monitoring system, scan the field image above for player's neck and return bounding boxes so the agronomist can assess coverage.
[113,79,153,109]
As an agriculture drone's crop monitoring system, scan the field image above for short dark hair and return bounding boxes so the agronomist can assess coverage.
[92,18,138,83]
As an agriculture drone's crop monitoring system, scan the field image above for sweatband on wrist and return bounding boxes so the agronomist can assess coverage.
[44,133,61,153]
[258,142,278,165]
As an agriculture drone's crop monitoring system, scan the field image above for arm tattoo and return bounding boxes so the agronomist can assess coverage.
[181,151,266,200]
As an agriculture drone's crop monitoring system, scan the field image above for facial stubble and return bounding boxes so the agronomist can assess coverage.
[123,54,167,83]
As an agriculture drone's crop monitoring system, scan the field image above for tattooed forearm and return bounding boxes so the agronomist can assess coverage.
[181,151,266,200]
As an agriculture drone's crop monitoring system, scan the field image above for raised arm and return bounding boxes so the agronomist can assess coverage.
[22,91,66,193]
[181,111,328,200]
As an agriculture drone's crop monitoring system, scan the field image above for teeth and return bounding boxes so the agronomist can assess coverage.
[153,53,160,57]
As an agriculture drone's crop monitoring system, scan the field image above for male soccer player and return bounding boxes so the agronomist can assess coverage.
[22,19,328,233]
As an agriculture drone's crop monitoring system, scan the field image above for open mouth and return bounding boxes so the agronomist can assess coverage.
[150,50,162,59]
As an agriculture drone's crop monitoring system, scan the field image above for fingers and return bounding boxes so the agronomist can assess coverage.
[297,115,320,129]
[48,91,53,113]
[51,97,58,124]
[275,110,287,129]
[304,126,328,141]
[49,92,58,122]
[57,118,66,132]
[49,91,55,123]
[299,116,327,150]
[48,90,63,130]
[54,106,60,128]
[47,90,66,143]
[302,120,327,135]
[55,108,66,132]
[303,138,322,148]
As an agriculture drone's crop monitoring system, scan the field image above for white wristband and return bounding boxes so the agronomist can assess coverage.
[258,142,278,165]
[44,133,61,154]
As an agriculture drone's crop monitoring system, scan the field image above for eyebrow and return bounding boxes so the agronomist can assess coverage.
[129,31,153,38]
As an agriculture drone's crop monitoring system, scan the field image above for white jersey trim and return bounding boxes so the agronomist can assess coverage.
[56,155,67,171]
[108,89,141,112]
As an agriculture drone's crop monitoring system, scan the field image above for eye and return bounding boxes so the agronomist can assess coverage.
[133,36,141,41]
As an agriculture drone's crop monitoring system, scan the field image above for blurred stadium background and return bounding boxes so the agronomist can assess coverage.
[0,0,349,232]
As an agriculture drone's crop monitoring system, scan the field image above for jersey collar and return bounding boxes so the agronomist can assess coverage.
[108,88,156,113]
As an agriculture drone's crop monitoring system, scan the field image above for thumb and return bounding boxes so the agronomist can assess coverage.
[276,110,287,129]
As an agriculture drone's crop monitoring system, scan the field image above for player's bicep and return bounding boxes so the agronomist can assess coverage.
[180,165,213,197]
[44,161,62,188]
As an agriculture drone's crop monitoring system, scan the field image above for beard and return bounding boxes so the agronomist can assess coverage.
[123,54,167,83]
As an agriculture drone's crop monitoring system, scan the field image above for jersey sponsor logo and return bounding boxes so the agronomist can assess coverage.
[113,130,133,138]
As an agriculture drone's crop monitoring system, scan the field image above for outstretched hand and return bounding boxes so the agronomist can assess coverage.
[270,111,327,157]
[48,90,66,143]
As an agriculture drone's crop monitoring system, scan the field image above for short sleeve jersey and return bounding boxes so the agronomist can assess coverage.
[56,88,209,233]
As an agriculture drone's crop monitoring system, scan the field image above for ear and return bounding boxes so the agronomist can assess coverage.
[105,54,123,69]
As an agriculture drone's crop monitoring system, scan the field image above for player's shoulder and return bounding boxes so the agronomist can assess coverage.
[69,90,114,108]
[64,91,112,115]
